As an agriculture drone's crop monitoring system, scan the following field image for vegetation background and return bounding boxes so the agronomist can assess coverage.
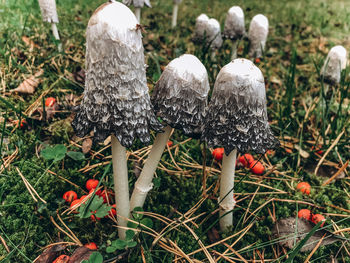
[0,0,349,262]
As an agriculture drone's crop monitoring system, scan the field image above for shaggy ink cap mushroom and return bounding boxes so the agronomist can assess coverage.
[123,0,151,8]
[321,45,347,85]
[173,0,182,4]
[193,14,210,43]
[207,18,223,50]
[248,14,269,58]
[152,54,210,138]
[38,0,59,23]
[72,1,162,147]
[223,6,245,40]
[202,58,279,155]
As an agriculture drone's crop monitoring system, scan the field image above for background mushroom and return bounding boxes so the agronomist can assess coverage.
[320,45,347,85]
[71,1,162,239]
[123,0,152,22]
[172,0,182,28]
[130,54,210,210]
[248,14,269,59]
[202,58,279,230]
[223,6,246,59]
[38,0,61,50]
[193,14,210,43]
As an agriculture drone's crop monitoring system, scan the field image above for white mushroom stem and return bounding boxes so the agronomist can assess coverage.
[231,39,238,60]
[130,126,172,210]
[111,135,130,240]
[134,7,141,22]
[51,23,62,51]
[219,148,237,231]
[171,3,179,28]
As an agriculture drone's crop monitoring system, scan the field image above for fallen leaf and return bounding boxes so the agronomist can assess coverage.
[82,138,92,154]
[207,227,220,243]
[11,69,43,94]
[305,163,345,180]
[22,35,39,50]
[272,217,344,252]
[34,244,66,263]
[68,247,93,263]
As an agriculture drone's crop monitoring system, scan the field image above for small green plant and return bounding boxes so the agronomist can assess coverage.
[40,144,85,162]
[78,195,111,219]
[82,251,103,263]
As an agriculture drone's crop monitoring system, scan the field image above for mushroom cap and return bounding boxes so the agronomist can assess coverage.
[193,14,210,42]
[38,0,59,23]
[223,6,245,40]
[72,1,162,147]
[207,18,223,50]
[173,0,182,4]
[321,45,347,84]
[152,54,210,137]
[202,58,279,155]
[123,0,152,8]
[248,14,269,58]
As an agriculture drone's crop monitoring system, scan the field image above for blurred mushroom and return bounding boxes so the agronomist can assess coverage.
[71,1,162,239]
[248,14,269,59]
[38,0,61,50]
[130,54,210,210]
[123,0,151,22]
[172,0,182,28]
[193,14,223,59]
[321,45,347,85]
[223,6,245,59]
[202,58,279,230]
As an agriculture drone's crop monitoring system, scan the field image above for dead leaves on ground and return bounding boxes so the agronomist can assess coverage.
[10,69,43,94]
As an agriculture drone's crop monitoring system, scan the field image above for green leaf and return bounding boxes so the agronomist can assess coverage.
[132,206,143,220]
[78,196,108,218]
[153,177,161,188]
[106,245,117,253]
[95,204,111,218]
[88,252,103,263]
[112,239,127,250]
[141,218,153,229]
[127,221,138,229]
[126,240,137,248]
[40,144,67,162]
[67,151,85,161]
[82,260,89,263]
[125,230,135,240]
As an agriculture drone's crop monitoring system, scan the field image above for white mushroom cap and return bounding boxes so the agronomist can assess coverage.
[223,6,245,39]
[202,58,278,154]
[193,14,210,42]
[38,0,59,23]
[173,0,182,4]
[72,1,162,147]
[152,54,210,137]
[321,45,347,84]
[248,14,269,58]
[123,0,152,8]
[207,18,223,50]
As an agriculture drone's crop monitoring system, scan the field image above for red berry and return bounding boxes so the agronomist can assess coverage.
[239,154,254,167]
[296,182,311,195]
[167,141,173,147]
[255,58,261,64]
[312,214,325,227]
[70,199,81,208]
[298,209,312,221]
[249,161,265,175]
[84,242,98,250]
[63,191,78,203]
[99,189,115,203]
[212,148,224,161]
[109,204,117,217]
[79,195,89,204]
[86,179,99,191]
[89,188,101,196]
[45,97,56,107]
[52,255,70,263]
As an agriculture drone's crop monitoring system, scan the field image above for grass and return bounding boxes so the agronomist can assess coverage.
[0,0,350,262]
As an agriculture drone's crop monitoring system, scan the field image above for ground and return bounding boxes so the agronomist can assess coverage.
[0,0,349,262]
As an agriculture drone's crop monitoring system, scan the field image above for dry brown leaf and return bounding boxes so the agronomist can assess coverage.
[11,69,43,94]
[34,244,66,263]
[22,35,39,50]
[272,217,344,252]
[67,247,93,263]
[82,138,92,154]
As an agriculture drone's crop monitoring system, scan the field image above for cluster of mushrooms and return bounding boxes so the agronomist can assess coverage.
[38,0,347,239]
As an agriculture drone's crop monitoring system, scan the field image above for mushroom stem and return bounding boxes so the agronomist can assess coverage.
[171,3,179,28]
[211,50,216,61]
[219,148,237,231]
[134,7,141,22]
[51,23,62,51]
[111,135,130,240]
[130,126,172,211]
[231,39,238,60]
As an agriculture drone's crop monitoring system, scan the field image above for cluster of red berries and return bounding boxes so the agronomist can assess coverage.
[296,182,311,195]
[212,149,265,175]
[298,209,326,227]
[63,179,116,221]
